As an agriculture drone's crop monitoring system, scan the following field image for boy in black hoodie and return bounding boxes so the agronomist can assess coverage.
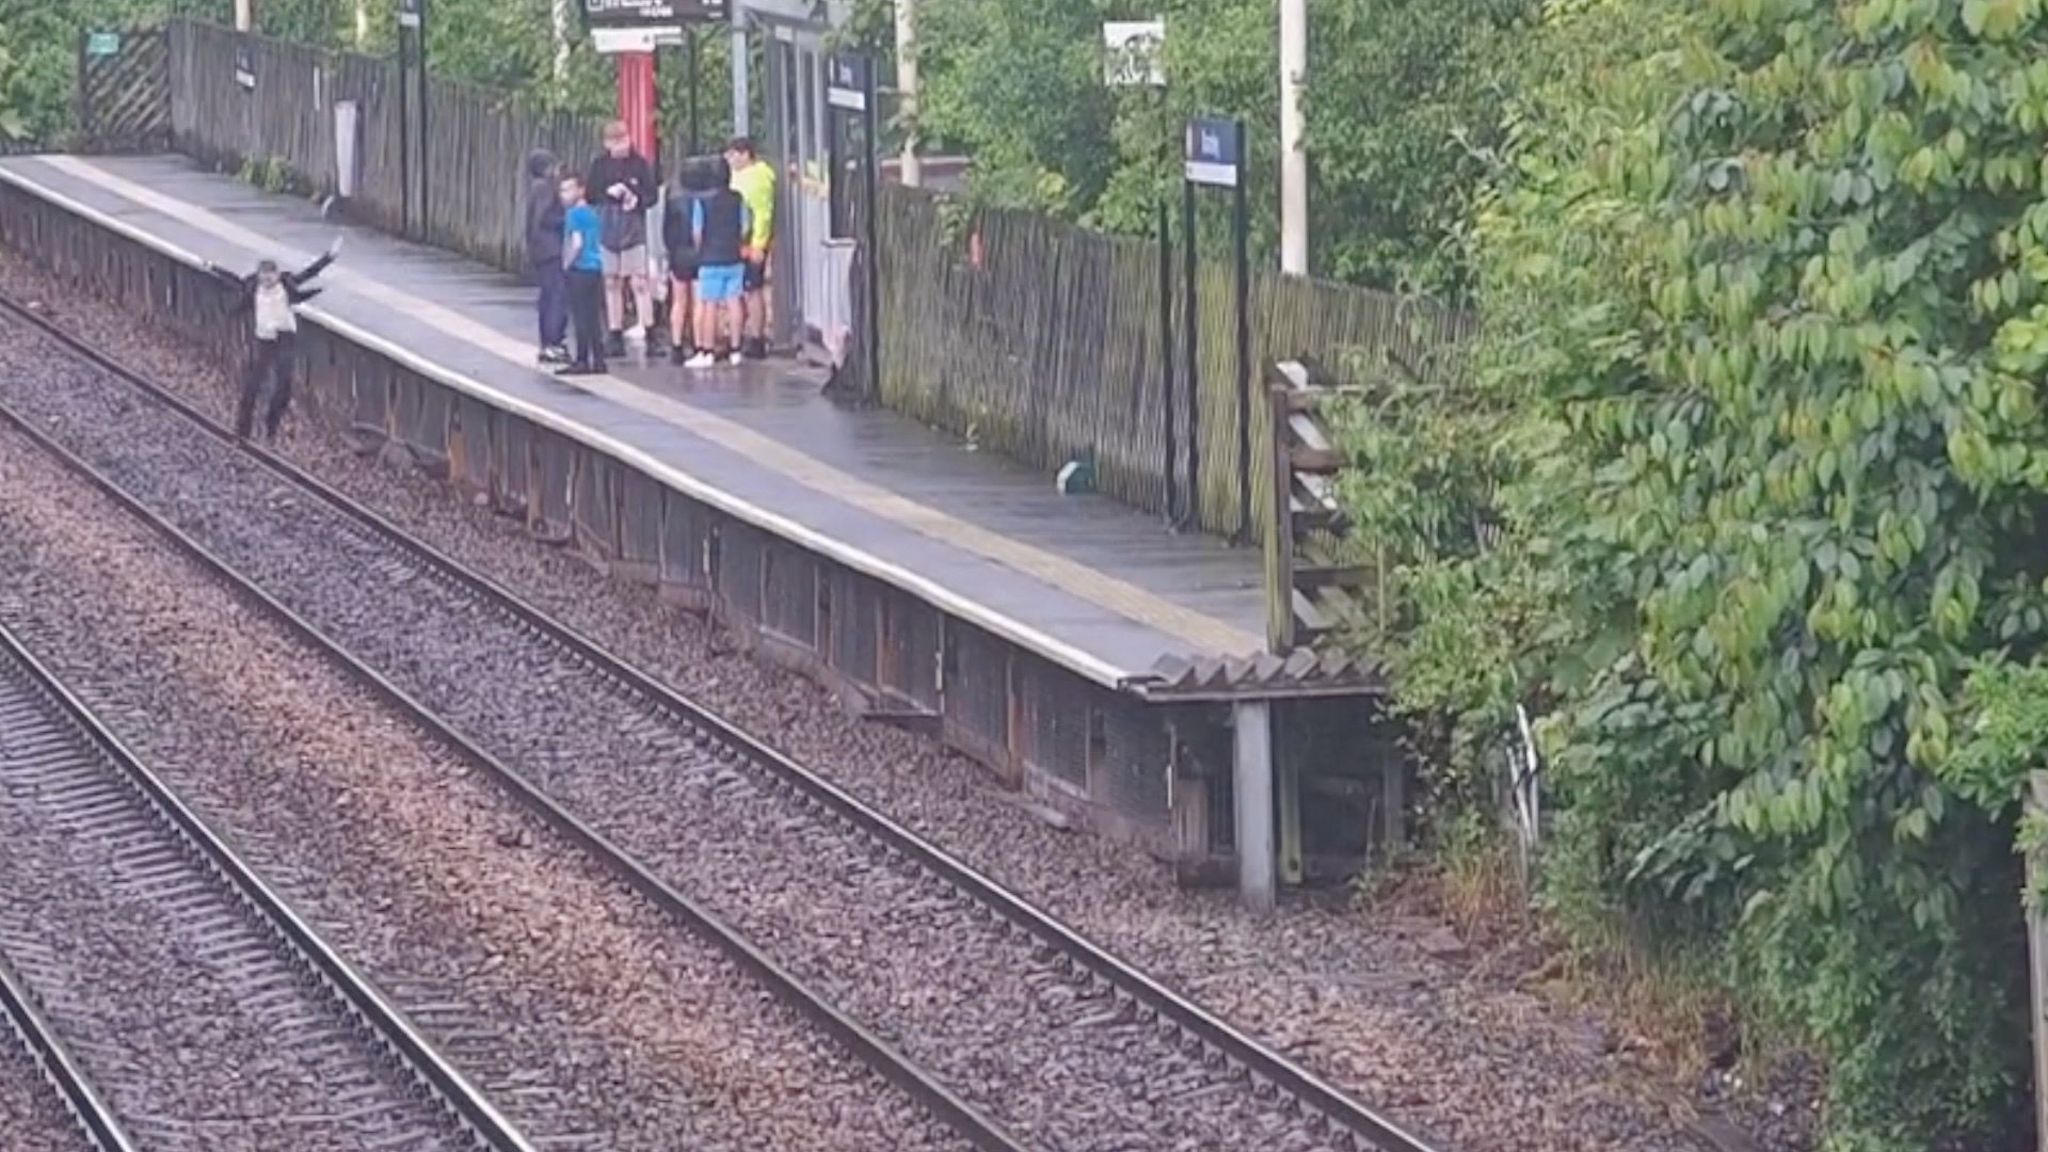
[206,235,342,441]
[525,149,569,364]
[587,120,658,356]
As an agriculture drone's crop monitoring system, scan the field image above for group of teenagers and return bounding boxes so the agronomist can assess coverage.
[525,120,778,376]
[204,118,773,446]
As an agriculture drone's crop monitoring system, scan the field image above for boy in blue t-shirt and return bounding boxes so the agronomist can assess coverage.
[558,174,608,376]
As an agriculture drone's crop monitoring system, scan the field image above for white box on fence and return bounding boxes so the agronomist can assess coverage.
[334,101,360,199]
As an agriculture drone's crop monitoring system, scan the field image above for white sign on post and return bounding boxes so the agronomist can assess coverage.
[591,25,677,53]
[1103,19,1166,88]
[581,0,720,53]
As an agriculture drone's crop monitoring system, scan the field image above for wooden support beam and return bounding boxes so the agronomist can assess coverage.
[1293,563,1374,591]
[1289,445,1345,473]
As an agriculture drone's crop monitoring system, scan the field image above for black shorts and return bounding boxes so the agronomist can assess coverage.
[669,258,699,283]
[744,256,767,292]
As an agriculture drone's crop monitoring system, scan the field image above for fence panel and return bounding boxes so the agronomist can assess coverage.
[420,76,606,271]
[875,184,1472,540]
[167,20,398,221]
[77,27,170,154]
[164,18,600,275]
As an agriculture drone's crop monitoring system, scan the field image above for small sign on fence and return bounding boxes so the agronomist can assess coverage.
[85,32,121,58]
[1185,117,1241,188]
[826,54,870,113]
[233,43,256,91]
[398,0,422,29]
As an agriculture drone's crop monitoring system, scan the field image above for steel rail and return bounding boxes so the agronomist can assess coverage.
[0,297,1034,1152]
[0,615,535,1152]
[0,945,137,1152]
[0,292,1446,1152]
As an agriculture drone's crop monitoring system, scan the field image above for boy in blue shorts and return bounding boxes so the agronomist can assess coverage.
[557,173,608,376]
[684,174,752,369]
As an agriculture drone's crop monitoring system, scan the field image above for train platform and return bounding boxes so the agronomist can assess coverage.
[0,153,1265,678]
[0,151,1399,876]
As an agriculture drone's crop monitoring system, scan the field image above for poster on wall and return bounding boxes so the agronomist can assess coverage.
[234,42,255,91]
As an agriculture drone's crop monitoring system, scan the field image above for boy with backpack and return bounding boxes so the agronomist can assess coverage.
[683,159,752,369]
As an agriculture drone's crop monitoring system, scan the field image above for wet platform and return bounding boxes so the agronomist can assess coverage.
[0,153,1267,686]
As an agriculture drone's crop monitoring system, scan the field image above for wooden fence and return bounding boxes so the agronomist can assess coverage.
[876,186,1473,540]
[157,17,1472,541]
[166,19,605,274]
[76,27,171,154]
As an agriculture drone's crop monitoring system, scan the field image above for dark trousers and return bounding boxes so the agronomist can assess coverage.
[237,331,295,439]
[567,268,607,369]
[534,259,568,348]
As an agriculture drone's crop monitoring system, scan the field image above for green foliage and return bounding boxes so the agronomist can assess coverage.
[1342,0,2048,1144]
[1304,0,1538,295]
[1956,659,2048,815]
[0,0,740,154]
[238,152,298,192]
[909,0,1118,217]
[1956,657,2048,907]
[895,0,1525,290]
[0,0,177,145]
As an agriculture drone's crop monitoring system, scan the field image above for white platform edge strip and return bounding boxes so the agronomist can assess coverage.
[0,164,1137,689]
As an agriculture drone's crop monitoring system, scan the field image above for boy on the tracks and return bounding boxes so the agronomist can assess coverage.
[206,234,343,442]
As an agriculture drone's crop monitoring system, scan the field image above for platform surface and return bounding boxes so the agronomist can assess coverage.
[0,153,1267,684]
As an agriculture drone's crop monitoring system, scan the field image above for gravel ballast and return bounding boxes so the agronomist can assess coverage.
[0,281,1368,1152]
[0,635,478,1152]
[0,249,1815,1152]
[0,413,971,1152]
[0,1039,90,1152]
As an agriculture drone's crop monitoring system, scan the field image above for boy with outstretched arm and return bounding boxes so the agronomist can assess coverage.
[206,234,343,441]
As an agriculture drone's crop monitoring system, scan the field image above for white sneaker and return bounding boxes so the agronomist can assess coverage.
[726,350,745,366]
[625,324,646,343]
[684,352,716,369]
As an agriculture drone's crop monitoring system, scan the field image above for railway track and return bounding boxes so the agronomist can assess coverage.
[0,292,1446,1152]
[0,934,127,1152]
[0,613,528,1152]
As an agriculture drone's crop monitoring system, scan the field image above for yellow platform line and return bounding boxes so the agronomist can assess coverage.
[38,155,1264,658]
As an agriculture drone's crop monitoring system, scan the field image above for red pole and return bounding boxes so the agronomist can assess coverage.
[616,51,657,160]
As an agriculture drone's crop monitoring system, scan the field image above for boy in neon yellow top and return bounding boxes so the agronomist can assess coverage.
[725,136,777,360]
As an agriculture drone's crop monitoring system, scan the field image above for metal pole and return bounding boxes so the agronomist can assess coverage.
[1180,167,1200,533]
[896,0,920,186]
[234,0,252,31]
[1231,119,1253,543]
[1234,700,1276,914]
[730,13,751,136]
[687,28,701,154]
[2030,773,2048,1152]
[1158,198,1176,525]
[862,61,882,413]
[417,0,430,238]
[395,16,410,236]
[1279,0,1308,275]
